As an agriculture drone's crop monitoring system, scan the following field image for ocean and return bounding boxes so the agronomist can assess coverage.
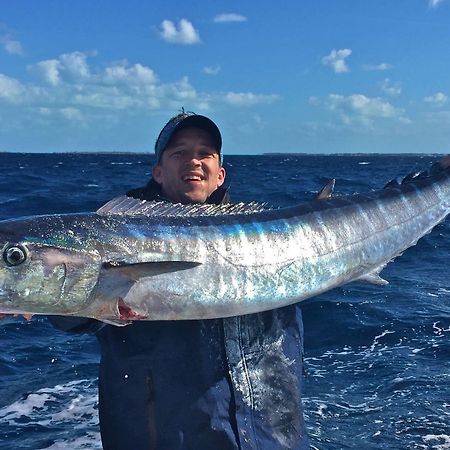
[0,153,449,449]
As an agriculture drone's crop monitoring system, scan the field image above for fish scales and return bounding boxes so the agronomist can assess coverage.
[0,165,449,322]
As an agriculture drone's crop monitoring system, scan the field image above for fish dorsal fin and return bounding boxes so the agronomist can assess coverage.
[316,179,335,200]
[96,195,272,217]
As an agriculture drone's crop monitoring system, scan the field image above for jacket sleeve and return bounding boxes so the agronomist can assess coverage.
[47,315,105,334]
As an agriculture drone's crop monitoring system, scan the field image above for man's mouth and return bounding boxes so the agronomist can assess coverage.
[182,175,204,182]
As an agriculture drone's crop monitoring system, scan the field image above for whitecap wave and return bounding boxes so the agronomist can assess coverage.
[0,378,100,449]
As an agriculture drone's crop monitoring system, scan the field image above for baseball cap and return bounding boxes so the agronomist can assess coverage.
[154,112,222,164]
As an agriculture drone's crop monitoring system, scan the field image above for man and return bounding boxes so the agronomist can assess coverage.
[49,112,310,450]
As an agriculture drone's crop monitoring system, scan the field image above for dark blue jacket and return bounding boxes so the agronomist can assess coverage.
[49,181,309,450]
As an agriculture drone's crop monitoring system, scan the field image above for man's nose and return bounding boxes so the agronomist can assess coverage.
[185,155,201,166]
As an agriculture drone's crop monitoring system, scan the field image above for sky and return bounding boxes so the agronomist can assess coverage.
[1,0,450,154]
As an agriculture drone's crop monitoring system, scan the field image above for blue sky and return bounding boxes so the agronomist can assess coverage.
[1,0,450,154]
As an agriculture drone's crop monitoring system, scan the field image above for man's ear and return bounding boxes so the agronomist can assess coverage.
[217,167,226,187]
[152,165,163,183]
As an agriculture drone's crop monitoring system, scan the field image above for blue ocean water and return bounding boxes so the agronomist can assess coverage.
[0,153,449,450]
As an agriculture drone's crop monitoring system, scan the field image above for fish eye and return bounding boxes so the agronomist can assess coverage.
[3,245,27,267]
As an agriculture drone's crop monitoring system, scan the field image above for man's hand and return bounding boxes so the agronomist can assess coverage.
[0,313,33,320]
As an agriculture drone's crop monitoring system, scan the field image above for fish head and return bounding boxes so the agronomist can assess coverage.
[0,217,102,316]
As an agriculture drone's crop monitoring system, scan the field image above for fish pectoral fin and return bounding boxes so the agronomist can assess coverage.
[316,179,336,200]
[356,271,389,286]
[102,260,201,281]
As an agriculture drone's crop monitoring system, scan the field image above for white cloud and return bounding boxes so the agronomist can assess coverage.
[224,92,280,106]
[380,78,402,96]
[103,61,158,85]
[0,36,24,55]
[363,63,392,71]
[59,51,90,79]
[60,107,84,121]
[429,0,445,8]
[0,50,283,145]
[322,49,352,73]
[2,51,208,117]
[161,76,197,102]
[203,65,221,75]
[159,19,201,45]
[214,13,248,23]
[33,59,62,86]
[424,92,448,106]
[31,52,92,86]
[31,53,158,90]
[0,74,25,102]
[311,93,405,126]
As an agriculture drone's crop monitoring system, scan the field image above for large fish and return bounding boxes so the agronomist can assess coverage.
[0,161,449,324]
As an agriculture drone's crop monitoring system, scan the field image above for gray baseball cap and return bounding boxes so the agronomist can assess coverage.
[154,112,222,164]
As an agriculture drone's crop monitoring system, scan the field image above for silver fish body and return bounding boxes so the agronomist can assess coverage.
[0,165,449,323]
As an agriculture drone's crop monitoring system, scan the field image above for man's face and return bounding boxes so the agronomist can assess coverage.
[152,127,226,204]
